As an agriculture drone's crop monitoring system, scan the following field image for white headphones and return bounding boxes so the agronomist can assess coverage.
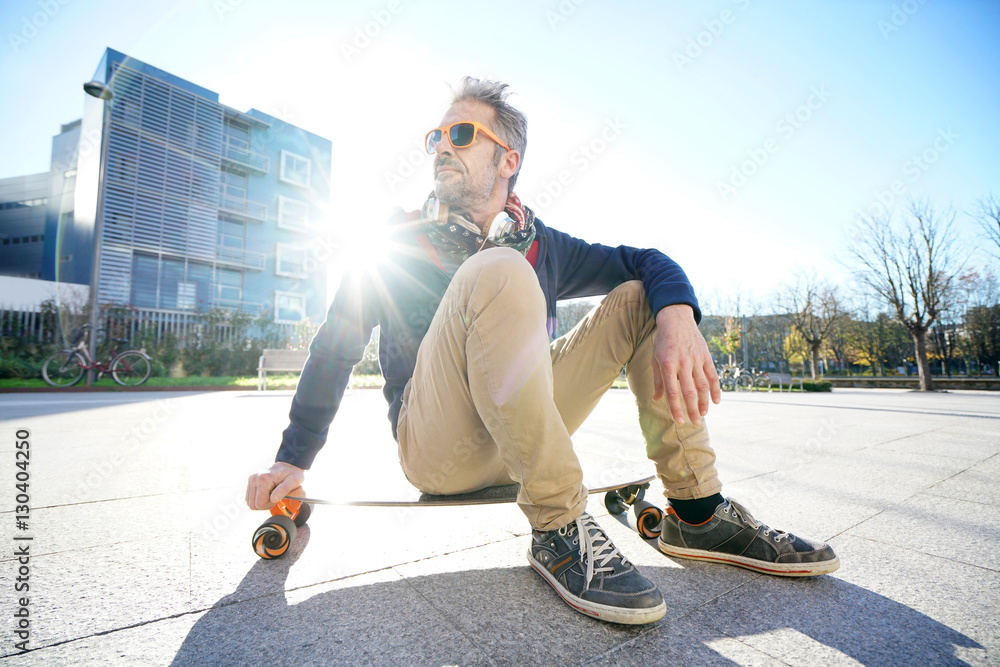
[485,212,517,243]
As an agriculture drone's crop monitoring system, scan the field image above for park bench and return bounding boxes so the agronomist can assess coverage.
[768,372,804,392]
[257,349,310,391]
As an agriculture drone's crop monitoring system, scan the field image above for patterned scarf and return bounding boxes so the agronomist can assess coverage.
[420,192,536,263]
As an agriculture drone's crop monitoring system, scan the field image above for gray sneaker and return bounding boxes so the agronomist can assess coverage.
[528,512,666,625]
[658,499,840,576]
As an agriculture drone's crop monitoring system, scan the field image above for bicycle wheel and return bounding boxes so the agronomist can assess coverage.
[42,351,85,387]
[736,374,753,391]
[754,375,771,390]
[721,377,736,392]
[111,351,152,386]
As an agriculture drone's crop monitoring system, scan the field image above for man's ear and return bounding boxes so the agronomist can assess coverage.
[499,150,521,180]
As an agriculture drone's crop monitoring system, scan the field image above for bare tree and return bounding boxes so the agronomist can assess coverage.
[848,201,963,390]
[554,299,601,338]
[779,274,845,379]
[975,194,1000,261]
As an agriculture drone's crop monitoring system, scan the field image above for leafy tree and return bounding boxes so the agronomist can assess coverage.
[956,268,1000,375]
[783,329,809,373]
[965,305,1000,374]
[846,312,910,376]
[709,317,742,366]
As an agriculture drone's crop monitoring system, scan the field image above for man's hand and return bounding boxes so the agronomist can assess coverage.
[651,304,721,426]
[246,461,306,510]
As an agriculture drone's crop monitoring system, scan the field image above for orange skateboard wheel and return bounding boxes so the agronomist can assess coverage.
[252,515,296,559]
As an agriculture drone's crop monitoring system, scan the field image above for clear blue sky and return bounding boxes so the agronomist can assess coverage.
[1,0,997,309]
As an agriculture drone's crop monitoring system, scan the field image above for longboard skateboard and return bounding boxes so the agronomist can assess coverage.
[252,476,665,559]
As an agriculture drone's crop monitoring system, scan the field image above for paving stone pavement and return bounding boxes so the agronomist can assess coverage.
[0,387,997,665]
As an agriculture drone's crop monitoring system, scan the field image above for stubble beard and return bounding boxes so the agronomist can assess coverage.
[434,169,497,213]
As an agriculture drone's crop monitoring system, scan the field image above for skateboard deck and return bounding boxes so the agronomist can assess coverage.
[285,475,654,508]
[252,438,665,559]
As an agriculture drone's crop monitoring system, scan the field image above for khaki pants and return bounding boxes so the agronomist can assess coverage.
[396,248,722,531]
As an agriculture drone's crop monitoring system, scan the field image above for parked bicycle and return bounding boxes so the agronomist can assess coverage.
[749,368,771,390]
[42,325,152,387]
[717,364,754,392]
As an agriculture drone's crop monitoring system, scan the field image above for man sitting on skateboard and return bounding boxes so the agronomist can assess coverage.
[246,77,838,625]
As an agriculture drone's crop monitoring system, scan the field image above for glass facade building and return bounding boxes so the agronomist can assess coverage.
[42,48,331,323]
[0,172,50,279]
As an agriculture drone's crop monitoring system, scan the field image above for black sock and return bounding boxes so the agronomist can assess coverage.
[668,493,725,524]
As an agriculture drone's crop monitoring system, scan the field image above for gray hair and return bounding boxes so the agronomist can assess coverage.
[450,76,527,194]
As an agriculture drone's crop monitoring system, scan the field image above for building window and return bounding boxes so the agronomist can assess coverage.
[0,198,48,210]
[161,258,186,310]
[217,220,245,262]
[131,253,159,308]
[188,262,212,310]
[177,281,197,310]
[216,268,242,306]
[224,120,250,153]
[131,253,212,311]
[279,150,311,188]
[275,243,306,279]
[277,196,309,232]
[275,291,306,323]
[221,169,247,201]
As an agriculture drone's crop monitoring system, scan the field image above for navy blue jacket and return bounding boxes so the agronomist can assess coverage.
[275,217,700,470]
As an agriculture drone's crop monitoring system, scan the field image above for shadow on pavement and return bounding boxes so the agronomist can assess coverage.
[170,538,982,665]
[0,391,202,420]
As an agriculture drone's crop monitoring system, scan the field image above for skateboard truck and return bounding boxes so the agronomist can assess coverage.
[604,483,664,540]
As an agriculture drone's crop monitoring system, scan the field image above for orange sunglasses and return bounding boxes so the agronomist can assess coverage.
[425,121,510,154]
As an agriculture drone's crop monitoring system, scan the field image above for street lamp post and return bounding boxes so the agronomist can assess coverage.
[83,80,113,385]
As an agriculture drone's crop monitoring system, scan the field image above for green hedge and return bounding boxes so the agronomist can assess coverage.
[802,381,832,392]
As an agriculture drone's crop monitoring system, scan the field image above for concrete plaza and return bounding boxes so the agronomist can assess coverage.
[0,386,997,665]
